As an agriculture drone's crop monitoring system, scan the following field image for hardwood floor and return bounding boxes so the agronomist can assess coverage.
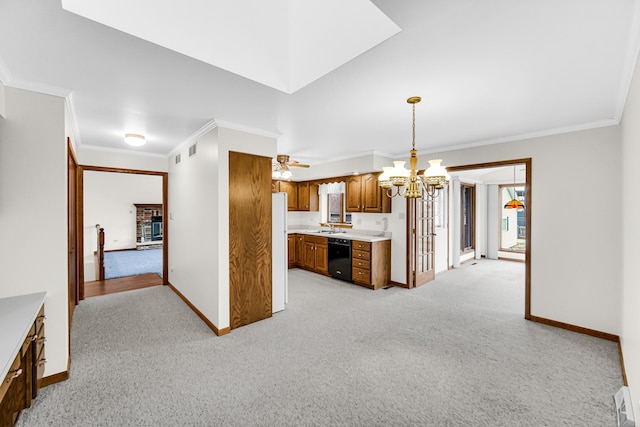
[84,273,163,298]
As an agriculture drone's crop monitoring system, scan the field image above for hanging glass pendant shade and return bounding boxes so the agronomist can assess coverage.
[378,96,449,200]
[504,165,525,209]
[504,198,525,209]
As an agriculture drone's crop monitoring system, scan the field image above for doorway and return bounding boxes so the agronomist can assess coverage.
[77,166,169,299]
[446,158,531,319]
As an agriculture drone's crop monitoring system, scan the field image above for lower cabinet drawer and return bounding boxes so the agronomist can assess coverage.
[352,267,371,284]
[352,249,371,261]
[352,259,370,270]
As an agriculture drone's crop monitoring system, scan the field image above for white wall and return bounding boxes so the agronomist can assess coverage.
[0,81,6,118]
[0,85,68,377]
[430,125,622,335]
[168,126,276,331]
[77,147,168,172]
[83,171,162,281]
[620,43,640,421]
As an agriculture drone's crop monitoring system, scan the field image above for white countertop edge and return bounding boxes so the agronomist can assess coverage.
[288,229,391,242]
[0,291,47,382]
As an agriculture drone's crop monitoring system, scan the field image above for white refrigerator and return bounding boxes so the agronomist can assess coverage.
[272,192,288,313]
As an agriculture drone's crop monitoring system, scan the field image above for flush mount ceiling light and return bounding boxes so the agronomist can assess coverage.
[124,133,146,147]
[379,96,450,200]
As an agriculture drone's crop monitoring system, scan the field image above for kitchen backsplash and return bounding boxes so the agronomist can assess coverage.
[287,211,391,234]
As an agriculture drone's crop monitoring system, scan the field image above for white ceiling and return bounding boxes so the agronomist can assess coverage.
[1,0,639,165]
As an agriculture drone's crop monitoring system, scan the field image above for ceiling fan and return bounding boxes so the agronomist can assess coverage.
[273,154,309,179]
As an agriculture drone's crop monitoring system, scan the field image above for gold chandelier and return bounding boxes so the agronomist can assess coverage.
[378,96,449,199]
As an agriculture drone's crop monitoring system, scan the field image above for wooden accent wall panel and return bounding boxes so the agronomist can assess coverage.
[229,151,272,330]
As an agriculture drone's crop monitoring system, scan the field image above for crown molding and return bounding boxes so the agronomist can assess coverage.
[78,144,168,159]
[65,93,82,149]
[418,118,619,157]
[6,78,71,98]
[215,119,281,139]
[167,118,219,158]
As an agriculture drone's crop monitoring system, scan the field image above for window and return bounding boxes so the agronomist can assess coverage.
[327,193,343,223]
[434,186,448,228]
[499,184,526,252]
[319,182,348,224]
[461,183,475,252]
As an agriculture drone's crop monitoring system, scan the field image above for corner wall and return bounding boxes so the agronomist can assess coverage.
[168,126,276,331]
[620,42,640,421]
[0,85,68,377]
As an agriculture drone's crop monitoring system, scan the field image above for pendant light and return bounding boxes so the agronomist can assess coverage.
[378,96,449,199]
[504,165,524,209]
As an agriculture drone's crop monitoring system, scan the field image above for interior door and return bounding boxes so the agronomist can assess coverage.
[407,197,435,287]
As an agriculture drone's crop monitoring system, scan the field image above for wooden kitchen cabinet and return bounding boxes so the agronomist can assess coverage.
[0,299,45,427]
[279,181,298,211]
[302,235,328,275]
[273,180,319,211]
[294,234,305,266]
[297,182,310,210]
[287,235,296,269]
[345,174,391,213]
[352,239,391,289]
[297,181,319,211]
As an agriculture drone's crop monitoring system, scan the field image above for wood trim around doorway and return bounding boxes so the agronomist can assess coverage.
[77,165,170,302]
[446,158,532,320]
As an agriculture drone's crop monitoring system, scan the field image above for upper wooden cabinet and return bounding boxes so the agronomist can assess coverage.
[272,180,319,211]
[297,181,319,211]
[345,173,391,213]
[278,181,298,211]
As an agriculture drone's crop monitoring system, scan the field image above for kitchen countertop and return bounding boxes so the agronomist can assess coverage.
[0,292,47,382]
[288,229,391,242]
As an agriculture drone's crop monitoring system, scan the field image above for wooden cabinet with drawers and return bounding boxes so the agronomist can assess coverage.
[0,299,45,427]
[352,239,392,289]
[32,306,46,399]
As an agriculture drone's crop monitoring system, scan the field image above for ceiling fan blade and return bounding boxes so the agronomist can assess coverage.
[288,161,310,168]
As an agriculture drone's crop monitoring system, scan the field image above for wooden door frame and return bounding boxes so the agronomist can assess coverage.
[77,165,169,300]
[446,158,532,320]
[67,138,81,365]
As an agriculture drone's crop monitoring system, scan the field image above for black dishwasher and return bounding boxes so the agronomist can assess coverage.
[328,238,352,282]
